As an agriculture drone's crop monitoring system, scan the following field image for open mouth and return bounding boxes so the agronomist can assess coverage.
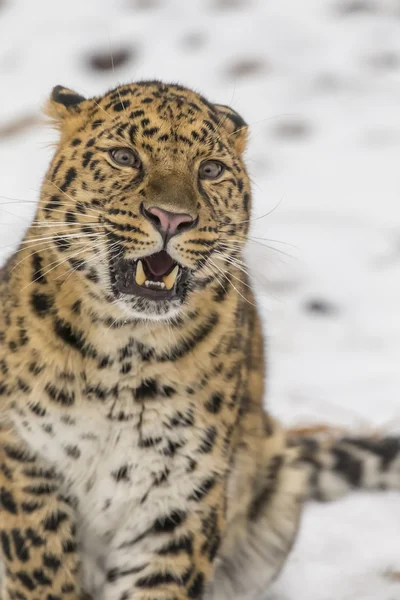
[111,250,189,301]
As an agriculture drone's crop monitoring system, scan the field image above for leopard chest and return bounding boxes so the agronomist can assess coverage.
[10,384,216,569]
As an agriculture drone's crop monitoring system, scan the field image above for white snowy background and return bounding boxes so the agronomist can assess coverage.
[1,0,400,598]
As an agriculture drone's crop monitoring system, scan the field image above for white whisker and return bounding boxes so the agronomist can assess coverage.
[208,257,257,308]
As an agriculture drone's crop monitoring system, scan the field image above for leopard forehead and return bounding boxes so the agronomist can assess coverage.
[47,80,248,160]
[97,81,219,128]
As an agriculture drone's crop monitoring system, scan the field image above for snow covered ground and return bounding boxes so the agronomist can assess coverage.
[1,0,400,597]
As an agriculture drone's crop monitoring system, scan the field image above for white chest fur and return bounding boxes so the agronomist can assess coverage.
[11,397,207,596]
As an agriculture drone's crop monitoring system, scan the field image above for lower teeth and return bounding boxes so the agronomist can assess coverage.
[144,280,166,290]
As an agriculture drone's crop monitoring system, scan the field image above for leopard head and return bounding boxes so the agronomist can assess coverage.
[40,81,251,320]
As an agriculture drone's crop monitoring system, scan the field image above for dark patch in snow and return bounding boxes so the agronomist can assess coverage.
[211,0,249,9]
[366,51,400,71]
[85,48,134,72]
[225,58,268,79]
[272,119,312,140]
[335,1,378,15]
[130,0,162,10]
[304,299,338,316]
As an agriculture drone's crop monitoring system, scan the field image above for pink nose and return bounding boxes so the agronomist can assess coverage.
[142,205,195,240]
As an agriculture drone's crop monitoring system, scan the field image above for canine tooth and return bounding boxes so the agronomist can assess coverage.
[163,265,179,291]
[135,260,146,286]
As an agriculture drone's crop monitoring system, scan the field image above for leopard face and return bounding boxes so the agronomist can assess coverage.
[40,81,252,320]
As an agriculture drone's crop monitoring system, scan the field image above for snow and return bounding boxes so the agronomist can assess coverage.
[1,0,400,597]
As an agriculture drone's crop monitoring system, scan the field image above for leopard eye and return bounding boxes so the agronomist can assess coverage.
[109,148,141,168]
[199,160,225,180]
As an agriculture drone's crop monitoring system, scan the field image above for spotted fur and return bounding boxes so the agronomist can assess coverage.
[0,81,399,600]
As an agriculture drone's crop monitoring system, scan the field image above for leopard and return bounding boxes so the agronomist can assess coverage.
[0,80,399,600]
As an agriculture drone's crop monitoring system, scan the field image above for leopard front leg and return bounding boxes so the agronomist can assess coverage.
[0,429,83,600]
[101,481,225,600]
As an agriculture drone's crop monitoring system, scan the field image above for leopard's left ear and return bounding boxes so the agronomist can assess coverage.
[44,85,87,126]
[214,104,248,154]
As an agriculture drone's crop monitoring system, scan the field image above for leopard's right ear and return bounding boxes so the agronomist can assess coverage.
[44,85,87,126]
